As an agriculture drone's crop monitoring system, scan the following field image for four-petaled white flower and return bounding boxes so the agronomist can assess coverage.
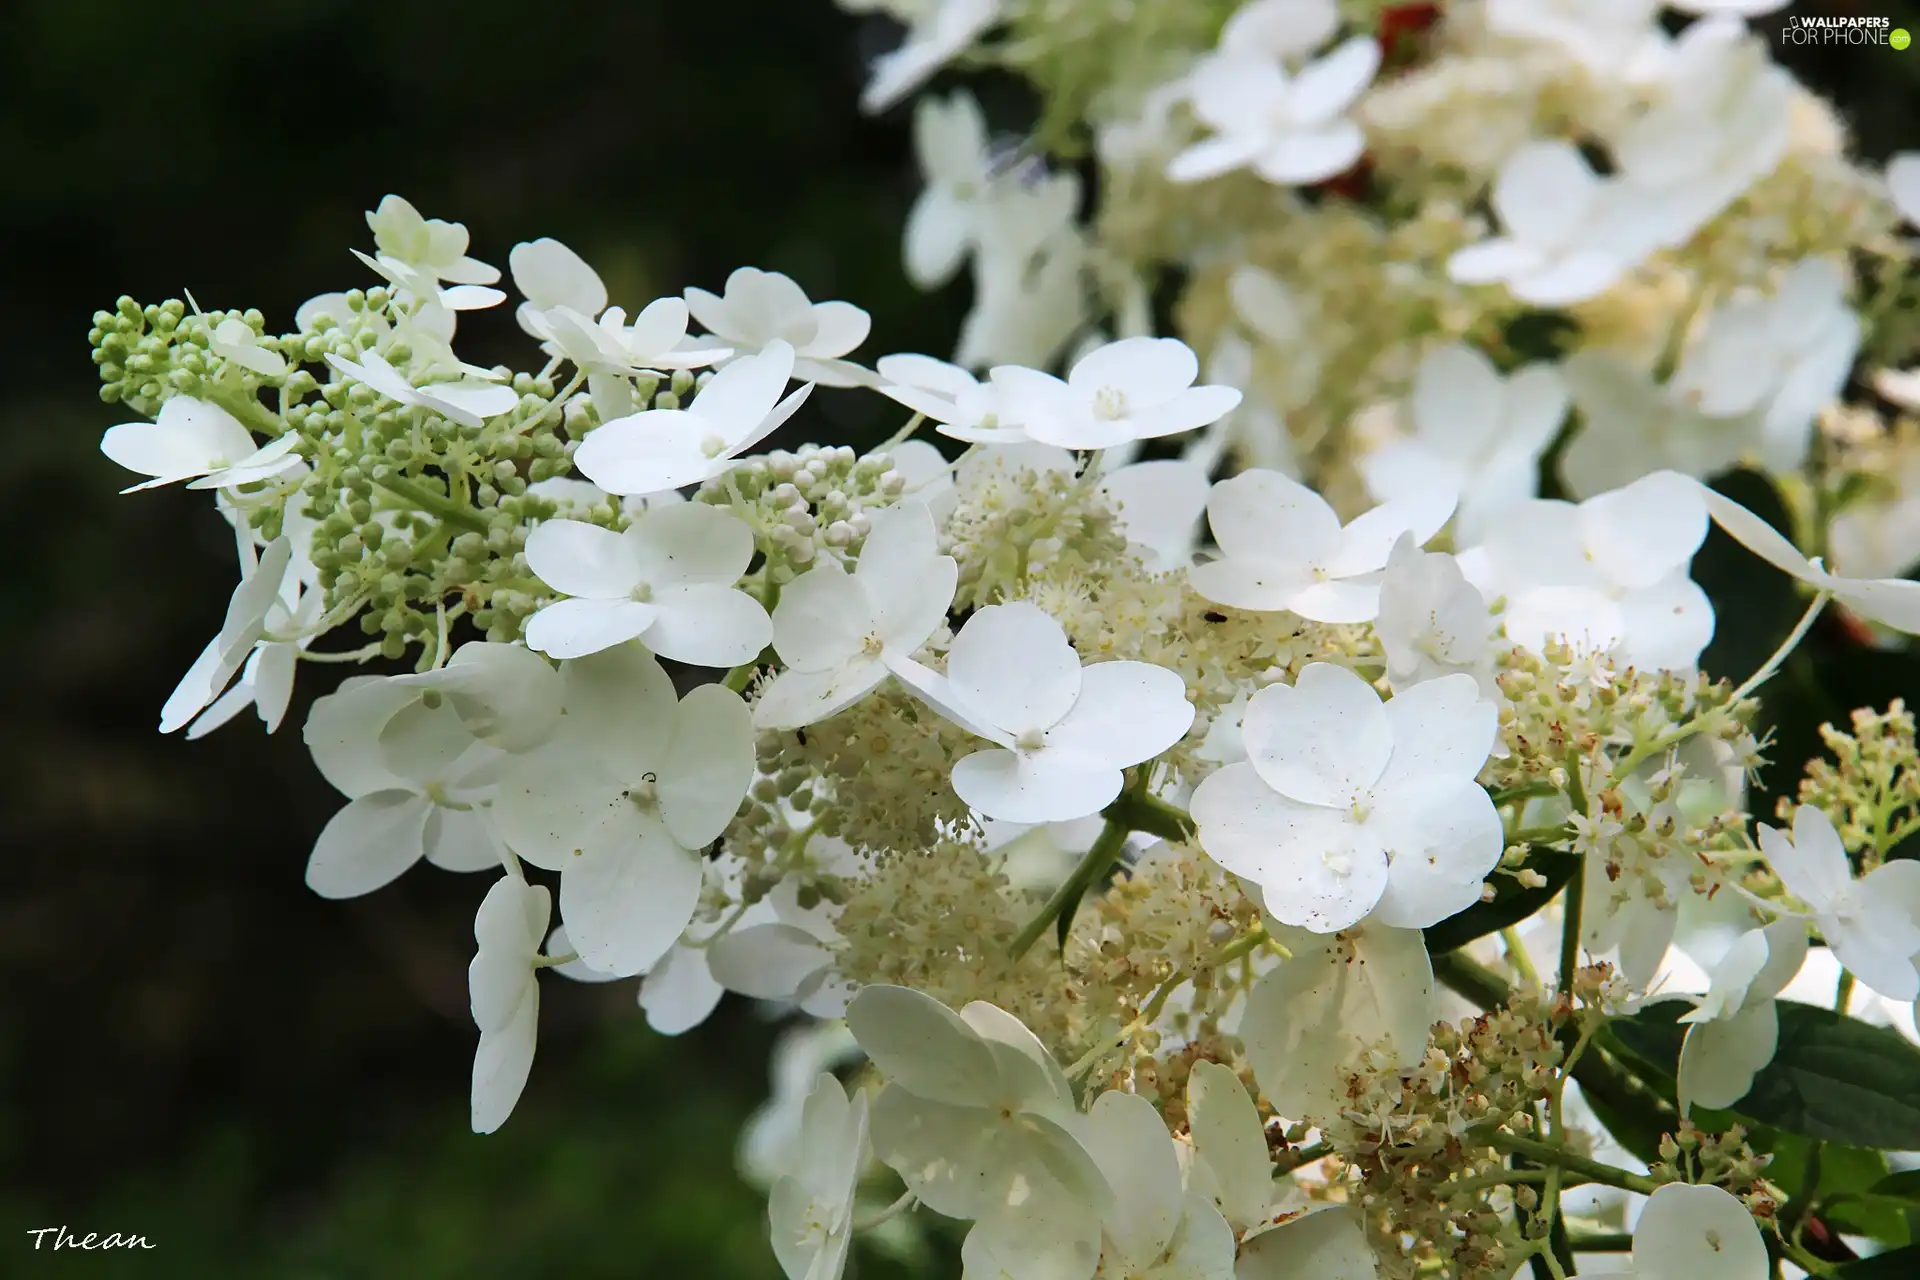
[1674,918,1808,1114]
[1168,38,1381,187]
[846,985,1109,1279]
[522,503,770,665]
[301,674,506,899]
[1448,142,1655,306]
[367,194,501,289]
[1189,469,1455,623]
[768,1073,870,1280]
[1359,344,1568,544]
[1191,663,1500,933]
[1462,470,1714,672]
[1376,535,1500,699]
[1693,475,1920,636]
[468,872,548,1134]
[897,601,1195,823]
[325,348,520,431]
[852,0,1004,115]
[754,502,958,730]
[1616,1183,1768,1280]
[991,337,1241,450]
[685,268,872,387]
[1758,805,1920,1001]
[101,396,302,493]
[875,353,1024,443]
[573,340,814,495]
[491,644,753,978]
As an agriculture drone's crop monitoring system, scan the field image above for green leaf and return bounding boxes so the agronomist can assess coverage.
[1835,1244,1920,1278]
[1772,1136,1909,1247]
[1869,1170,1920,1203]
[1424,851,1579,954]
[1608,1000,1920,1149]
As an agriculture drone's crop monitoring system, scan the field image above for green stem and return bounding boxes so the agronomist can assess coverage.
[1272,1141,1332,1175]
[1103,790,1194,844]
[1483,1131,1660,1196]
[375,475,488,535]
[1010,817,1130,959]
[1491,781,1559,808]
[1565,1232,1631,1253]
[1833,969,1855,1014]
[1730,590,1831,702]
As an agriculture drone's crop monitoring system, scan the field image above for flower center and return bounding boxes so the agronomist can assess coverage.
[629,580,654,604]
[1015,727,1048,751]
[1091,386,1129,421]
[700,432,730,458]
[860,632,884,657]
[626,775,660,810]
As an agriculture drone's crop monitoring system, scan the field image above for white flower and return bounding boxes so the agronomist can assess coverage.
[468,872,549,1134]
[324,348,519,431]
[1611,26,1792,251]
[1559,353,1755,499]
[352,245,504,313]
[300,675,506,898]
[769,1074,869,1280]
[1620,1184,1767,1280]
[1376,535,1499,699]
[1168,39,1380,187]
[855,0,1003,115]
[509,237,608,339]
[846,986,1108,1274]
[1239,921,1434,1121]
[366,194,500,287]
[1693,478,1920,635]
[539,298,733,418]
[1080,1090,1236,1280]
[184,571,317,740]
[522,504,770,665]
[159,537,296,734]
[685,268,872,387]
[573,340,814,495]
[1448,142,1655,306]
[754,502,958,730]
[1670,260,1860,473]
[875,353,1024,443]
[205,314,287,378]
[1758,806,1920,1001]
[1098,459,1211,573]
[992,337,1241,451]
[491,644,752,978]
[1674,919,1807,1113]
[707,895,848,1019]
[1192,666,1499,932]
[907,90,994,289]
[101,396,302,493]
[1463,470,1714,672]
[897,601,1194,823]
[1359,344,1567,544]
[954,174,1089,371]
[1188,469,1454,624]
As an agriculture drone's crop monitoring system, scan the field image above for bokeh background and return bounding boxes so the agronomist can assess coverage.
[0,1,1915,1275]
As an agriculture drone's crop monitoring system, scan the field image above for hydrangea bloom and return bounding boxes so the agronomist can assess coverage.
[1758,806,1920,1000]
[992,337,1241,451]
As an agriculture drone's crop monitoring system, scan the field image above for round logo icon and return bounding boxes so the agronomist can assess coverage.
[1895,28,1912,50]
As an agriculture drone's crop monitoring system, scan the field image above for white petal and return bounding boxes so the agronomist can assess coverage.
[707,923,830,1001]
[524,598,658,660]
[1759,807,1850,911]
[559,817,702,978]
[1632,1184,1767,1280]
[752,660,889,731]
[953,747,1125,824]
[1367,779,1505,929]
[845,984,999,1108]
[572,410,716,494]
[1678,1002,1777,1113]
[643,584,771,667]
[1206,469,1342,565]
[628,502,757,587]
[858,502,957,651]
[1579,471,1709,590]
[470,990,539,1134]
[639,944,726,1036]
[947,601,1083,736]
[1377,673,1497,790]
[509,238,607,316]
[305,791,430,899]
[1190,765,1388,933]
[1186,1059,1272,1234]
[1236,1206,1379,1280]
[1242,663,1392,806]
[1288,36,1380,122]
[773,560,872,672]
[1042,661,1193,771]
[303,677,415,797]
[524,519,640,599]
[1085,1091,1183,1271]
[659,683,755,848]
[692,339,797,431]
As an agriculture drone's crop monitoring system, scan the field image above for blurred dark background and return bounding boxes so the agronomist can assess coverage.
[0,1,1914,1276]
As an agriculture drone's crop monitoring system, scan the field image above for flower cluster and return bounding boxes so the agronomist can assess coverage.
[87,0,1920,1275]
